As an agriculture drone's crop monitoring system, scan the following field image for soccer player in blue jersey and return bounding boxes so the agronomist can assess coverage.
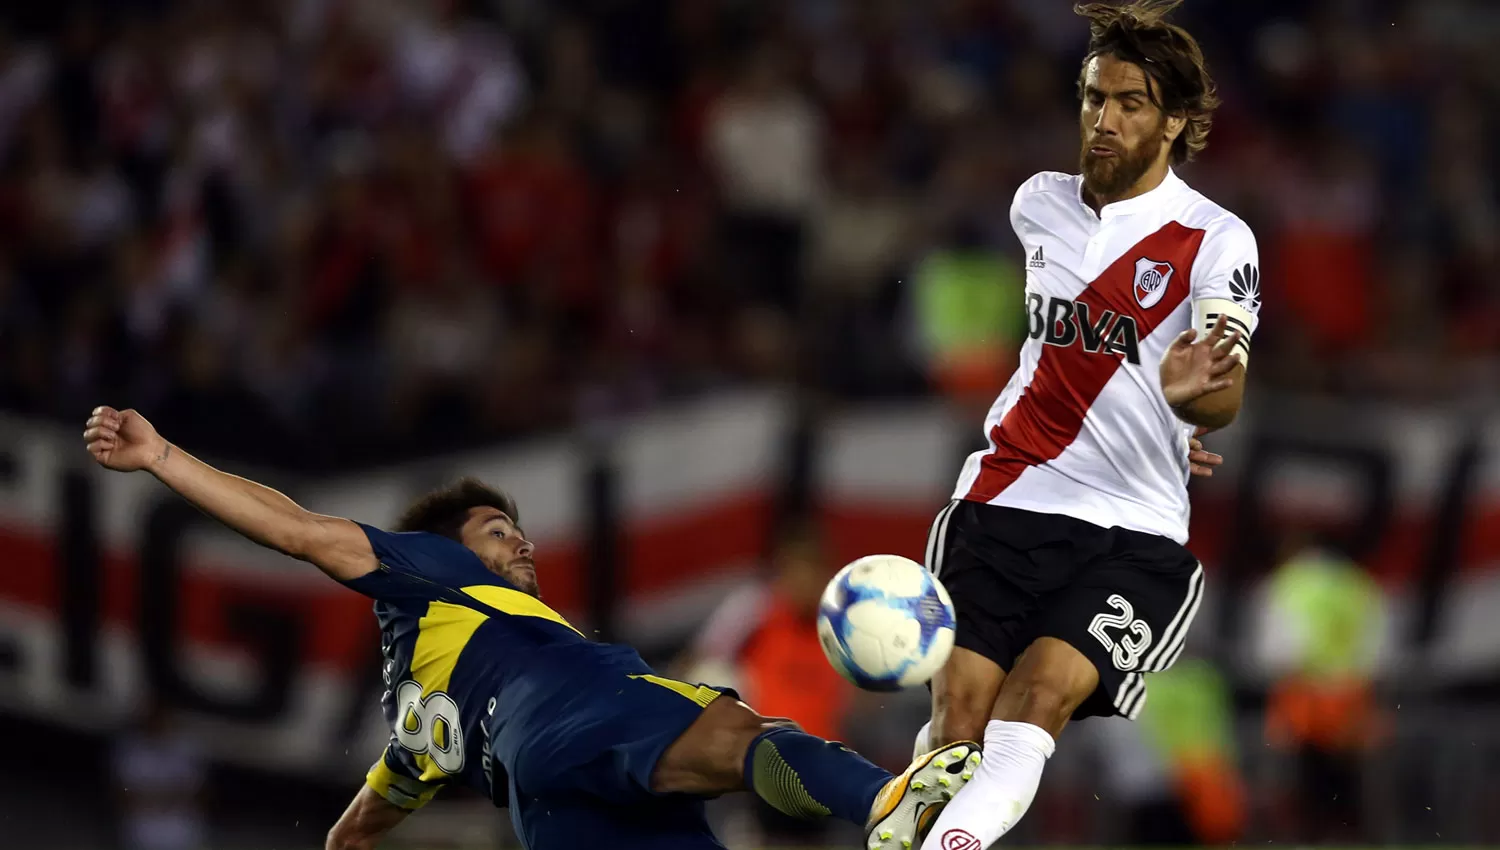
[84,405,981,850]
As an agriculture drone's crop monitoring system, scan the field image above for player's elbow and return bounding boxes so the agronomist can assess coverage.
[1175,386,1243,430]
[288,514,377,582]
[279,511,335,562]
[1179,398,1240,430]
[1178,405,1239,431]
[328,784,411,850]
[325,808,390,850]
[325,825,376,850]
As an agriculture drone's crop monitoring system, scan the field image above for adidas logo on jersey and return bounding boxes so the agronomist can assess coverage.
[1026,293,1141,365]
[1028,246,1046,269]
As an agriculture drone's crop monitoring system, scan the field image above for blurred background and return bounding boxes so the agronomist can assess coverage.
[1,0,1498,847]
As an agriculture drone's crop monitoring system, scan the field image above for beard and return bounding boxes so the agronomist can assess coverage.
[1080,123,1163,201]
[498,561,541,598]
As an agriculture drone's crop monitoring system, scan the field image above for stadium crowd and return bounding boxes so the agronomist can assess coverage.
[0,0,1495,470]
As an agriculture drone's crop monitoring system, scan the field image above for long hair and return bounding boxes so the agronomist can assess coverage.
[1075,1,1220,164]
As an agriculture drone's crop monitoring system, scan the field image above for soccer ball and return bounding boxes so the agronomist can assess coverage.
[816,554,956,691]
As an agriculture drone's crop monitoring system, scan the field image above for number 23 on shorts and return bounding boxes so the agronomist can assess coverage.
[1087,595,1153,671]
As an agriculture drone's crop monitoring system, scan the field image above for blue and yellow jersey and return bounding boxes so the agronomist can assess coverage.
[341,524,666,811]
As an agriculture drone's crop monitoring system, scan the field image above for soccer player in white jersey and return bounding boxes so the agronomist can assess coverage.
[912,3,1259,848]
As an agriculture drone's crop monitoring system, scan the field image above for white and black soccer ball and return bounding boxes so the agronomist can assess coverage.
[816,555,956,691]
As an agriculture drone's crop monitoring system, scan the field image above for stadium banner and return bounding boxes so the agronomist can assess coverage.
[0,391,789,779]
[1,394,1498,776]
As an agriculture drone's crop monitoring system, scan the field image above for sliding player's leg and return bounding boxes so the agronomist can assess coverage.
[648,687,981,849]
[510,670,980,849]
[651,696,888,815]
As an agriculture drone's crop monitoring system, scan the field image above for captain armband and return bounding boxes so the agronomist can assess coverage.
[367,755,443,811]
[1193,298,1254,371]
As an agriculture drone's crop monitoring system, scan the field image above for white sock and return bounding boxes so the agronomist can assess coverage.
[912,720,932,759]
[919,719,1055,850]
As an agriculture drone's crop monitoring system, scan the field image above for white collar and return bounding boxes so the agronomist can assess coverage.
[1078,168,1185,219]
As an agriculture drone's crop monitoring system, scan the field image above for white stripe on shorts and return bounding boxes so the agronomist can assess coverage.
[1114,672,1147,719]
[924,500,959,578]
[1138,563,1204,672]
[1160,639,1188,672]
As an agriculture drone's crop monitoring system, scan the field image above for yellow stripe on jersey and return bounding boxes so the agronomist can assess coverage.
[395,586,583,783]
[630,674,723,708]
[460,585,585,637]
[406,601,487,782]
[366,756,442,811]
[412,602,486,690]
[400,588,582,781]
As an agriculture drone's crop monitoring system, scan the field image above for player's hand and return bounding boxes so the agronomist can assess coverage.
[1188,426,1222,478]
[1160,313,1241,409]
[84,406,169,473]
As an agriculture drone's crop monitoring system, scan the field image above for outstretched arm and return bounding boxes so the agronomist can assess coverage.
[326,784,410,850]
[83,406,377,582]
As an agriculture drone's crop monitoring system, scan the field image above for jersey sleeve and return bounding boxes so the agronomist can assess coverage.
[1009,180,1029,239]
[1189,215,1261,368]
[1009,172,1049,242]
[367,736,512,811]
[341,523,497,601]
[366,740,447,811]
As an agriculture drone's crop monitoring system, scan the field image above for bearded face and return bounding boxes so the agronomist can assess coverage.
[1081,109,1167,199]
[1078,55,1175,203]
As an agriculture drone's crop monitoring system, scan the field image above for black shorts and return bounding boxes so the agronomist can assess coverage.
[925,500,1204,720]
[506,674,734,849]
[509,674,730,804]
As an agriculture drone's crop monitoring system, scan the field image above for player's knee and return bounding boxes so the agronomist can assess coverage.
[931,683,992,747]
[999,676,1078,731]
[714,705,797,771]
[708,705,804,789]
[653,697,789,795]
[993,646,1098,737]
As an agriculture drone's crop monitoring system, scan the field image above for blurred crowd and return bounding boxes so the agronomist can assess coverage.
[1,0,1496,469]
